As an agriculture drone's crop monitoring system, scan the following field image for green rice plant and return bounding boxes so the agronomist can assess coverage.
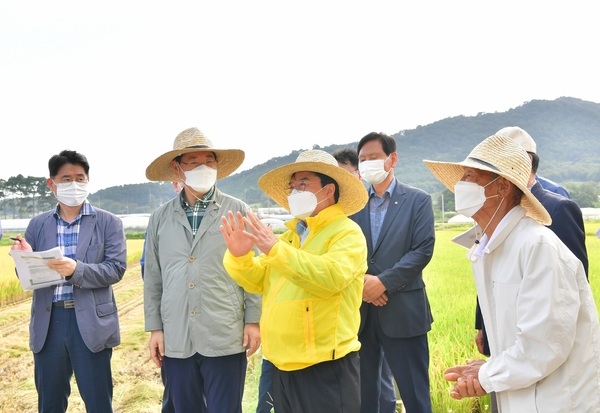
[425,227,490,412]
[0,239,145,305]
[1,224,599,412]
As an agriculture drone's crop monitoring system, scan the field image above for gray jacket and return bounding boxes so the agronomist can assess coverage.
[144,187,262,358]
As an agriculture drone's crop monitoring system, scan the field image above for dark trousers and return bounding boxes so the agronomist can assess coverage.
[379,356,398,412]
[34,306,113,413]
[162,351,246,413]
[272,351,360,413]
[160,365,177,413]
[359,309,432,413]
[256,358,275,413]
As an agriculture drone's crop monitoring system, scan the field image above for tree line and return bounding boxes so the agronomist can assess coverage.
[0,175,55,219]
[2,173,599,222]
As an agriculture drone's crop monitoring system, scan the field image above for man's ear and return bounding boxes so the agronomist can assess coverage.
[170,160,182,177]
[496,177,513,196]
[46,177,55,191]
[388,152,398,169]
[326,182,336,198]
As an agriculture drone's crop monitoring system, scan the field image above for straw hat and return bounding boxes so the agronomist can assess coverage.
[258,149,368,216]
[423,134,551,225]
[145,127,245,181]
[496,126,537,153]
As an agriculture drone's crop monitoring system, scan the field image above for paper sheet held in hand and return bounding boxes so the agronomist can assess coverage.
[9,247,65,291]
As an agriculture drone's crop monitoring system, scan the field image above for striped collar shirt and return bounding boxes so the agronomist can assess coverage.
[52,201,95,302]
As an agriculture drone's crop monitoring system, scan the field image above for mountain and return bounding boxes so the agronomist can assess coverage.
[89,97,600,213]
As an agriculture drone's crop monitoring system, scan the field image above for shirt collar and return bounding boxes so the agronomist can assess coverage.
[180,186,215,208]
[53,200,94,219]
[368,178,396,198]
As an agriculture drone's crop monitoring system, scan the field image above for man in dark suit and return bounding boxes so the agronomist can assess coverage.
[334,147,398,412]
[11,150,127,413]
[353,132,435,413]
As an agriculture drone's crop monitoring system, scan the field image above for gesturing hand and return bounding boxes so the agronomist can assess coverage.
[241,210,279,255]
[220,211,256,257]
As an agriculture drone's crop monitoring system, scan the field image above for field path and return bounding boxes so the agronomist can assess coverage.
[0,266,165,413]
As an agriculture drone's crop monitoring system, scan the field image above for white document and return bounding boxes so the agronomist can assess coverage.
[9,247,65,291]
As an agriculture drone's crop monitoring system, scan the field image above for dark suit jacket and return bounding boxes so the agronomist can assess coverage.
[24,206,127,353]
[531,181,588,275]
[352,180,435,338]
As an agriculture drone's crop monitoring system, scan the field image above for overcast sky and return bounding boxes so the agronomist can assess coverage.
[1,1,599,192]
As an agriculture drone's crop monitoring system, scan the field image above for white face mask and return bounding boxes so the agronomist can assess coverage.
[454,177,499,218]
[54,181,89,207]
[287,187,326,219]
[182,164,217,192]
[359,156,390,184]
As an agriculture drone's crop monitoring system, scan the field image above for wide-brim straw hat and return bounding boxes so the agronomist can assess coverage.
[258,149,368,216]
[423,134,551,225]
[145,127,245,181]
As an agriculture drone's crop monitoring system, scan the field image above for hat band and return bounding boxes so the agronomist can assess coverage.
[185,145,211,149]
[467,157,500,172]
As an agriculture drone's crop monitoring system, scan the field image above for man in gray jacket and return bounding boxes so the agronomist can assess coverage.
[144,127,261,413]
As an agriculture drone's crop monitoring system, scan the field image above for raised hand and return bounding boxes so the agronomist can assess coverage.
[220,211,256,257]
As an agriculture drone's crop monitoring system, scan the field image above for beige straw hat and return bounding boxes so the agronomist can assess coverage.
[145,127,245,181]
[258,149,368,216]
[423,134,551,225]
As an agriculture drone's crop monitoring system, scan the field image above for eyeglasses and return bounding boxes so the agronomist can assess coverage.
[285,183,307,195]
[180,159,217,168]
[285,178,316,195]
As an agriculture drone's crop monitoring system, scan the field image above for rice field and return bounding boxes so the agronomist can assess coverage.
[0,222,599,412]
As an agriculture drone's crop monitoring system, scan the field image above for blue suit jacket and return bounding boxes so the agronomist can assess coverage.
[352,180,435,338]
[530,181,588,275]
[537,175,571,199]
[24,206,127,353]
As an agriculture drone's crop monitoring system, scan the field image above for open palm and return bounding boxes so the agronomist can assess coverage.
[220,211,256,257]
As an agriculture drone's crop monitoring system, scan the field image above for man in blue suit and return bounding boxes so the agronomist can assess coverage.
[353,132,435,413]
[11,150,127,413]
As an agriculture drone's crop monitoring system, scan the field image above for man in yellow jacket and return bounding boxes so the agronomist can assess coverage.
[221,149,368,413]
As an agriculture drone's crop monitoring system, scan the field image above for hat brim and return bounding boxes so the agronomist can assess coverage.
[145,148,245,181]
[423,158,551,226]
[258,161,368,216]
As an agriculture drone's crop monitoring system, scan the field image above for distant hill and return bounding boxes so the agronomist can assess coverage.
[89,97,600,213]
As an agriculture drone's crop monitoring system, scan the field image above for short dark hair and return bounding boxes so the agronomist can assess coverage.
[48,150,90,178]
[332,148,358,169]
[529,152,539,174]
[315,172,340,203]
[357,132,396,156]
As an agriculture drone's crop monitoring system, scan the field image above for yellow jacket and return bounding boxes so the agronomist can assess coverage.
[223,204,367,371]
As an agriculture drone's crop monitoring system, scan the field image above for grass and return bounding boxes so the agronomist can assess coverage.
[1,222,599,412]
[425,226,488,412]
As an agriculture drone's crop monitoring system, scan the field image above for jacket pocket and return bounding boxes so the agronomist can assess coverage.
[96,302,117,317]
